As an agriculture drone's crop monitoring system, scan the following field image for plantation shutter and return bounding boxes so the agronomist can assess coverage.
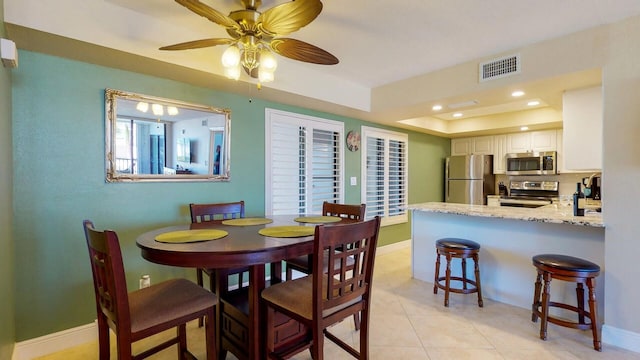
[266,109,344,215]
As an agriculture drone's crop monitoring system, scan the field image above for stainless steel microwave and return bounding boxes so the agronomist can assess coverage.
[505,151,557,175]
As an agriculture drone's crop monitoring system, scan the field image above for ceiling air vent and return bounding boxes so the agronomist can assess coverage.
[479,54,521,82]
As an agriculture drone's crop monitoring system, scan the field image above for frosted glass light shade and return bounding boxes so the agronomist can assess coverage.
[258,69,274,83]
[224,65,241,80]
[259,50,277,72]
[221,46,240,67]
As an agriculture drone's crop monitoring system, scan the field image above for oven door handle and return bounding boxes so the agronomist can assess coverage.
[499,198,552,206]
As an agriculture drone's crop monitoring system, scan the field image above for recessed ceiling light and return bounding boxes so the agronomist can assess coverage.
[432,105,442,111]
[527,100,540,106]
[452,113,463,118]
[512,90,525,97]
[520,126,529,131]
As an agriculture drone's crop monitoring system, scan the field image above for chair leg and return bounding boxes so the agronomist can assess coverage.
[587,278,602,351]
[177,323,188,359]
[359,307,369,359]
[353,312,361,331]
[198,268,205,328]
[539,272,551,341]
[532,271,542,322]
[204,309,217,360]
[311,325,325,360]
[96,316,110,360]
[433,252,441,294]
[444,253,452,307]
[473,254,483,307]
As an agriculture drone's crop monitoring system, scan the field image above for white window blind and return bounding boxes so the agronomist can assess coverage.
[265,109,344,215]
[361,126,408,225]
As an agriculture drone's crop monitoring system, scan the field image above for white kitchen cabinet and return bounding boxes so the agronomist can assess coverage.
[506,130,557,153]
[451,136,493,156]
[451,138,472,156]
[493,134,507,174]
[473,136,494,154]
[562,86,602,171]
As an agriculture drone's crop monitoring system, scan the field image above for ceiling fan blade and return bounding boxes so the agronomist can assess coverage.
[258,0,322,36]
[270,38,338,65]
[175,0,240,30]
[160,38,235,51]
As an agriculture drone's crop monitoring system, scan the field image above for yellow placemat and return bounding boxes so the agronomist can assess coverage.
[294,216,342,224]
[221,217,273,226]
[155,229,228,243]
[258,226,315,238]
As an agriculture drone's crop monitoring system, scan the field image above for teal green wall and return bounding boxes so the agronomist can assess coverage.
[0,0,17,357]
[11,50,448,341]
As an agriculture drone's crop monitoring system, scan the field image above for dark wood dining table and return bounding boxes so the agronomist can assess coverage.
[136,215,324,360]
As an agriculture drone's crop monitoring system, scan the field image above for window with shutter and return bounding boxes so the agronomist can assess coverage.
[361,126,408,225]
[265,109,344,215]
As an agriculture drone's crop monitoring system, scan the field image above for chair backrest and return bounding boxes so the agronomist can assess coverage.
[321,201,366,221]
[83,220,131,333]
[189,201,245,223]
[311,216,381,321]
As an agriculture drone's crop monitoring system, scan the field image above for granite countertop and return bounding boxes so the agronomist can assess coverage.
[408,202,604,228]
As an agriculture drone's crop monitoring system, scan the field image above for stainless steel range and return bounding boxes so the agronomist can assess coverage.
[499,180,559,208]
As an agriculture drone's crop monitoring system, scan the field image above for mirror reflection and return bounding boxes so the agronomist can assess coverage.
[105,89,231,182]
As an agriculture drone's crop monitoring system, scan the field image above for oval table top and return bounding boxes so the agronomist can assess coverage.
[136,215,345,269]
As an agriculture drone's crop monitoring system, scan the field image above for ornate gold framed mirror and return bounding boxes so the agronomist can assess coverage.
[105,89,231,182]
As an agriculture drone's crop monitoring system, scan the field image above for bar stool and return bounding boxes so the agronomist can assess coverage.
[433,238,483,307]
[531,254,601,351]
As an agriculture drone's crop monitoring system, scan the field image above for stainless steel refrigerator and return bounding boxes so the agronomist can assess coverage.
[445,154,495,205]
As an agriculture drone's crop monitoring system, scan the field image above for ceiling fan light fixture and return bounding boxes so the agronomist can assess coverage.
[259,49,278,72]
[224,65,241,80]
[258,69,275,83]
[222,45,241,67]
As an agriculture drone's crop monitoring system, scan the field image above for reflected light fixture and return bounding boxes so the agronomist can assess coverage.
[151,103,164,116]
[221,36,278,84]
[167,106,179,116]
[136,102,149,113]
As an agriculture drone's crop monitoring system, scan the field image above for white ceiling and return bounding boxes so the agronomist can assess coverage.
[5,0,640,135]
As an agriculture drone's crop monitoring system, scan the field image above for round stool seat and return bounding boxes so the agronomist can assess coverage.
[436,238,481,251]
[533,254,600,273]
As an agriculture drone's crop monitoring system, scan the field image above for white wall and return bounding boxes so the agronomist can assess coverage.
[601,15,640,351]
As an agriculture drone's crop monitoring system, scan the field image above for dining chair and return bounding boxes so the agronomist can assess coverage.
[284,201,366,329]
[82,220,217,360]
[261,216,381,360]
[189,201,249,326]
[284,202,366,280]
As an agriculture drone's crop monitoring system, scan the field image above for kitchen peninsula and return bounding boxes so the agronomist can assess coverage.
[409,202,605,318]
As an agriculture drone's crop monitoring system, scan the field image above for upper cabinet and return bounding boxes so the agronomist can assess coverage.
[562,86,602,171]
[506,130,557,153]
[451,136,493,156]
[493,135,507,174]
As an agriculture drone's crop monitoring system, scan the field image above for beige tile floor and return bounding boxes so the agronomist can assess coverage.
[37,247,640,360]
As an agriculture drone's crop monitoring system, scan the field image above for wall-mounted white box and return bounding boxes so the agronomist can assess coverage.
[1,38,18,68]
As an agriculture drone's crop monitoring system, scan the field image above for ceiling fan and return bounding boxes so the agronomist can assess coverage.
[160,0,339,81]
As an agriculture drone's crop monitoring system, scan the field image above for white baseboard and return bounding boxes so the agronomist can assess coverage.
[603,324,640,353]
[12,322,97,360]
